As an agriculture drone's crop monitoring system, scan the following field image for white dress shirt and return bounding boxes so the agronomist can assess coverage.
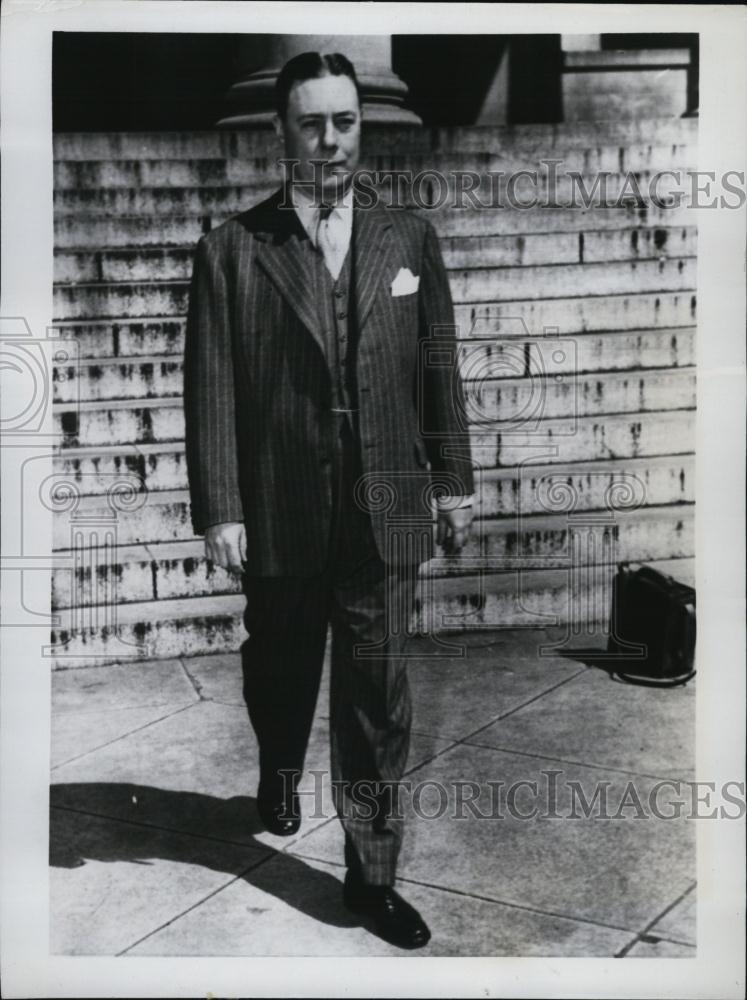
[291,183,353,280]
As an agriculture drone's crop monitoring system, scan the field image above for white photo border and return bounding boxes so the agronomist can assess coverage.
[1,2,745,997]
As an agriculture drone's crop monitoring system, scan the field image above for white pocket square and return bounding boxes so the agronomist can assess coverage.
[391,267,420,297]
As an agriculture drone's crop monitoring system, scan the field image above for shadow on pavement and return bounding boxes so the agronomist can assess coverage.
[550,647,629,676]
[550,648,696,688]
[50,782,359,930]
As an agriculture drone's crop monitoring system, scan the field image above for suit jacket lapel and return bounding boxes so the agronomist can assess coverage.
[353,189,394,331]
[251,185,394,351]
[253,189,326,358]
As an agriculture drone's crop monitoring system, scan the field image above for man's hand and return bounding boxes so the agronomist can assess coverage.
[205,521,246,574]
[436,507,473,555]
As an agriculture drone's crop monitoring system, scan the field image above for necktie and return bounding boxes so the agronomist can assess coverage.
[315,204,344,280]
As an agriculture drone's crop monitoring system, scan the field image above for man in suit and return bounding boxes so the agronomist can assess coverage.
[183,52,474,949]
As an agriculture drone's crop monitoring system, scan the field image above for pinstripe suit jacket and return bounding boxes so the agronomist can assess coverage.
[183,185,474,576]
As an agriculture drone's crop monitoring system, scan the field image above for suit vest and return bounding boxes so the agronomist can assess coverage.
[310,242,359,436]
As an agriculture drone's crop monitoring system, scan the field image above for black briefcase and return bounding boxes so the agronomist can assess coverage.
[607,562,696,685]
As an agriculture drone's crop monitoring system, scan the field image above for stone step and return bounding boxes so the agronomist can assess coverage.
[53,367,695,443]
[478,454,694,518]
[52,334,695,404]
[453,291,696,337]
[52,539,214,610]
[51,318,187,359]
[52,258,695,320]
[445,227,696,268]
[54,355,182,403]
[459,327,695,380]
[52,184,270,218]
[52,169,692,216]
[53,279,187,322]
[51,355,168,403]
[50,592,247,667]
[55,215,211,251]
[53,487,193,549]
[466,504,695,574]
[53,203,696,249]
[429,203,696,238]
[448,258,695,304]
[54,409,694,497]
[51,119,698,161]
[54,396,182,447]
[469,407,694,468]
[51,454,695,549]
[54,442,187,494]
[428,556,695,633]
[52,142,696,190]
[51,310,696,362]
[48,554,695,667]
[53,226,698,283]
[51,504,694,611]
[463,367,695,426]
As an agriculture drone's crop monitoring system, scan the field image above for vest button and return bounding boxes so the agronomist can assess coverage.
[334,289,344,298]
[337,311,347,319]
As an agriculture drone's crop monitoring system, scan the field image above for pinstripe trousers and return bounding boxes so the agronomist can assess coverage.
[240,413,419,884]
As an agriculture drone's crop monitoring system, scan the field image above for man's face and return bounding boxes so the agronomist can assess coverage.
[276,72,361,201]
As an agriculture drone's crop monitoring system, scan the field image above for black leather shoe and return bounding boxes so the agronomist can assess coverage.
[256,793,300,835]
[343,870,431,949]
[256,773,301,836]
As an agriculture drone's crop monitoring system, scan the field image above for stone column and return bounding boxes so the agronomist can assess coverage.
[217,34,421,127]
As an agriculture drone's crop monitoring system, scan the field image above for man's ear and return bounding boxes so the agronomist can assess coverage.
[272,114,284,142]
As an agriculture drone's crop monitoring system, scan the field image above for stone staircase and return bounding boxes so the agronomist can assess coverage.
[51,119,697,666]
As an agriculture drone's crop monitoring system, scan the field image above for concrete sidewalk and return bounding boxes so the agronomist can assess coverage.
[50,626,696,957]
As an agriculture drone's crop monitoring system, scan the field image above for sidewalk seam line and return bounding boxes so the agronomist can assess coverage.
[402,667,589,778]
[459,740,695,784]
[463,665,590,733]
[281,815,337,850]
[178,657,206,700]
[116,855,276,956]
[283,847,639,936]
[50,700,199,771]
[615,882,697,957]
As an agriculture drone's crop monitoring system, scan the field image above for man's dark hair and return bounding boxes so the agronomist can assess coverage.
[275,52,362,120]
